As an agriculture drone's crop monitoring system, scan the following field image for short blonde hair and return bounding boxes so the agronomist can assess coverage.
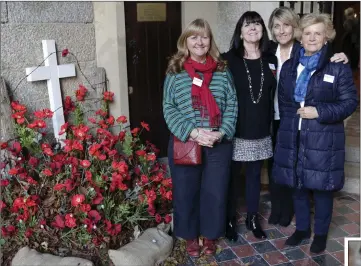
[268,7,300,42]
[296,13,336,42]
[166,18,225,74]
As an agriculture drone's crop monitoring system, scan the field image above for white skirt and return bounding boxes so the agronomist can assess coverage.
[232,136,273,162]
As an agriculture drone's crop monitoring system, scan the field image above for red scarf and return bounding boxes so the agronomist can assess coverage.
[183,56,221,127]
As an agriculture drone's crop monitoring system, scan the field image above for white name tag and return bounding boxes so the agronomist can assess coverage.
[323,74,334,83]
[268,63,276,70]
[193,77,203,87]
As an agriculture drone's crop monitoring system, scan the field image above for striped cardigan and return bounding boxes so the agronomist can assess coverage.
[163,68,238,142]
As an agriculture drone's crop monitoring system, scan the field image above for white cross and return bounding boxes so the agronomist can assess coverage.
[25,40,75,142]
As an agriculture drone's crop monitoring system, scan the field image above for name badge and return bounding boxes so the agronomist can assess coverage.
[193,77,203,87]
[323,74,334,83]
[268,63,276,70]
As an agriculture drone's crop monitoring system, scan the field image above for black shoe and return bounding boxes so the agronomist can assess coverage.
[310,234,327,254]
[225,217,238,242]
[285,229,311,246]
[268,211,280,225]
[246,213,267,239]
[278,213,293,227]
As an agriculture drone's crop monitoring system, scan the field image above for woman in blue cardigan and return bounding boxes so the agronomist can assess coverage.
[272,13,358,254]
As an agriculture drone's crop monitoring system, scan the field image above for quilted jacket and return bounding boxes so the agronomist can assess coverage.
[272,43,358,191]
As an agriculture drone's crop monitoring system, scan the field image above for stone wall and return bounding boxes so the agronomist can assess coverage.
[0,2,105,138]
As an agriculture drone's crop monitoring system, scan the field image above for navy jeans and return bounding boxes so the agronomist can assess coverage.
[168,136,233,240]
[294,188,333,235]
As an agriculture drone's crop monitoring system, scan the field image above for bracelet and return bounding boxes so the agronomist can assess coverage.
[191,128,199,140]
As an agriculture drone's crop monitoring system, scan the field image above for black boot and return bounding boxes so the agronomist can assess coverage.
[310,234,327,254]
[225,217,238,242]
[246,213,267,239]
[285,228,311,246]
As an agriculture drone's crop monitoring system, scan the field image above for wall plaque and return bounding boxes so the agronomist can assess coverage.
[137,3,166,22]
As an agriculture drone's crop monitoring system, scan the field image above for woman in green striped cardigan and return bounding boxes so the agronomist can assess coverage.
[162,19,238,257]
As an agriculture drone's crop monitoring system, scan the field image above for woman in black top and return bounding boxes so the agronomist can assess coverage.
[223,11,277,240]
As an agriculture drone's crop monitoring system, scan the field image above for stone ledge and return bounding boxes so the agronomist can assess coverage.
[7,2,93,23]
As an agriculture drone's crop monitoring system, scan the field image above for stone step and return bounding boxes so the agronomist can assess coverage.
[342,175,360,195]
[345,161,360,178]
[345,145,360,163]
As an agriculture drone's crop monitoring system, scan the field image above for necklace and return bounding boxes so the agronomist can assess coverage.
[243,58,264,104]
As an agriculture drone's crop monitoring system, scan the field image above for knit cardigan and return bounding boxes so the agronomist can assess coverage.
[163,68,238,142]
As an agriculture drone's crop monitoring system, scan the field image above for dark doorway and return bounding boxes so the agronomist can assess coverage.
[333,2,360,67]
[124,2,182,157]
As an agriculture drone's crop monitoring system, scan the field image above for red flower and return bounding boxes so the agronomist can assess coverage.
[79,204,91,213]
[73,125,89,140]
[0,179,10,187]
[51,215,65,229]
[62,48,69,57]
[11,101,26,112]
[28,157,39,167]
[141,121,150,131]
[106,116,115,126]
[71,194,85,207]
[105,220,122,236]
[164,214,172,224]
[53,183,64,191]
[0,200,7,211]
[80,160,91,168]
[88,117,97,124]
[34,109,53,119]
[88,210,101,223]
[103,91,114,102]
[65,214,77,228]
[41,168,53,177]
[9,168,19,175]
[76,85,88,101]
[64,179,75,192]
[1,225,17,237]
[92,193,103,205]
[96,109,107,117]
[141,174,149,184]
[146,153,156,161]
[25,228,33,238]
[64,96,75,114]
[116,115,127,124]
[131,127,140,136]
[155,213,162,223]
[0,142,8,149]
[136,150,146,157]
[118,131,126,141]
[165,191,172,201]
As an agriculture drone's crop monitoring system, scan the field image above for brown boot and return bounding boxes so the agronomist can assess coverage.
[186,239,200,257]
[203,238,216,255]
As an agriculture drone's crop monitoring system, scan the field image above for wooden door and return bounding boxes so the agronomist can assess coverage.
[124,2,181,157]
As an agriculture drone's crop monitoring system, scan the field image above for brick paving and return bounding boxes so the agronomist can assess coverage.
[178,192,360,266]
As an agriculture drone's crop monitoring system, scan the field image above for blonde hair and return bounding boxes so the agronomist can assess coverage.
[296,13,336,42]
[268,7,300,42]
[166,18,226,74]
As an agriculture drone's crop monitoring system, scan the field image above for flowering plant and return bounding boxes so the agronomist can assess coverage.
[0,57,172,264]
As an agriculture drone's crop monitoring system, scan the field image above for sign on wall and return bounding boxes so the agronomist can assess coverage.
[137,3,166,22]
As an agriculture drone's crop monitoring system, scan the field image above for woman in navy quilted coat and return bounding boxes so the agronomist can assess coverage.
[272,13,358,254]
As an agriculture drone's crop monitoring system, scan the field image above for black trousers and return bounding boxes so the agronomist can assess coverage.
[227,160,264,221]
[267,120,294,218]
[168,136,233,240]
